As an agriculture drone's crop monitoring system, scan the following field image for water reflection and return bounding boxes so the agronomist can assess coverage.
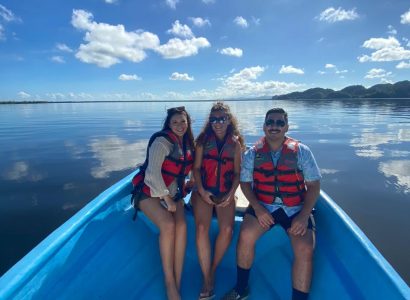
[89,136,148,178]
[2,161,46,182]
[379,160,410,193]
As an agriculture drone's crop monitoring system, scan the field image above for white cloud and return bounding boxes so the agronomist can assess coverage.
[165,0,179,10]
[190,17,211,27]
[396,61,410,69]
[318,7,359,23]
[51,56,65,63]
[400,9,410,24]
[169,72,194,81]
[362,36,400,50]
[0,24,4,41]
[252,16,261,26]
[202,0,215,4]
[71,9,160,68]
[387,25,397,35]
[0,4,21,23]
[18,91,31,99]
[155,37,210,59]
[234,16,248,28]
[358,36,410,62]
[167,20,194,38]
[219,47,243,57]
[325,63,336,69]
[364,68,392,79]
[56,43,73,53]
[105,0,118,3]
[279,65,304,75]
[119,74,141,81]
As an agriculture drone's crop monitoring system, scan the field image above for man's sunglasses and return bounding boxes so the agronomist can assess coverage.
[167,106,185,113]
[265,119,286,127]
[209,116,228,124]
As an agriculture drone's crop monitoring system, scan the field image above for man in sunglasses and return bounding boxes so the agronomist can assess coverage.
[223,108,321,300]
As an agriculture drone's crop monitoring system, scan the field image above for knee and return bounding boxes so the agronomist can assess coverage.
[238,227,256,247]
[219,224,234,240]
[294,242,314,261]
[196,222,210,236]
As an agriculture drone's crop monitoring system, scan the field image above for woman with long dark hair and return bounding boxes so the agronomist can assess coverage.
[191,102,245,299]
[131,106,195,300]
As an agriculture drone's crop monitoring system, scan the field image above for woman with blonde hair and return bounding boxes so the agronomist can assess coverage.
[191,102,245,299]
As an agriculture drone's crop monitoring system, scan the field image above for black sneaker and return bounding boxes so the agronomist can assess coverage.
[221,287,249,300]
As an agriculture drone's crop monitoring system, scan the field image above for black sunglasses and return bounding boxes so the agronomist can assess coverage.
[167,106,185,113]
[265,119,286,127]
[209,116,228,124]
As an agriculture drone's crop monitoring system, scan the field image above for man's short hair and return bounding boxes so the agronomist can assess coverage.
[265,108,288,123]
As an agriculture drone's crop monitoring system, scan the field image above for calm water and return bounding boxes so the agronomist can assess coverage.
[1,100,409,284]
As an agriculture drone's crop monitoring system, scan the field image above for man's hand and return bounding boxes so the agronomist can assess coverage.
[288,213,309,236]
[162,195,177,212]
[254,204,275,229]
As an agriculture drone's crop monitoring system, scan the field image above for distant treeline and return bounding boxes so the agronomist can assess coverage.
[272,80,410,100]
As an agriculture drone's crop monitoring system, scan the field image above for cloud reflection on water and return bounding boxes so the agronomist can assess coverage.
[379,160,410,193]
[2,161,46,182]
[89,136,148,178]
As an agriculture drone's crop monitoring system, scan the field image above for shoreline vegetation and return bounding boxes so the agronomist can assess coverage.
[272,80,410,100]
[1,81,410,104]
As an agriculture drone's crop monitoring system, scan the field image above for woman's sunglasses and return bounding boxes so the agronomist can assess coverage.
[265,119,286,127]
[209,116,228,124]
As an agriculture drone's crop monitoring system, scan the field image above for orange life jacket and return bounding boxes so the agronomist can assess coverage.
[201,133,236,195]
[252,136,306,206]
[131,130,194,201]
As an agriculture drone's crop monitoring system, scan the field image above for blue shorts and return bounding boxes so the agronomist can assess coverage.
[245,206,315,231]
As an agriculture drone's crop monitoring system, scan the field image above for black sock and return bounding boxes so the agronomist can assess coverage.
[292,288,309,300]
[235,266,250,295]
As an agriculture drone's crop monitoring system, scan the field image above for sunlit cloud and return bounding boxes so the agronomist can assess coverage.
[400,9,410,24]
[167,20,194,38]
[155,37,210,59]
[90,137,147,178]
[189,17,211,27]
[0,4,21,23]
[396,61,410,69]
[169,72,194,81]
[379,160,410,193]
[364,68,392,79]
[234,16,248,28]
[119,74,141,81]
[71,9,160,67]
[387,25,397,35]
[279,65,304,75]
[358,36,410,62]
[165,0,179,10]
[51,55,65,63]
[105,0,118,4]
[18,91,31,99]
[320,169,340,175]
[219,47,243,57]
[317,7,359,23]
[56,43,73,53]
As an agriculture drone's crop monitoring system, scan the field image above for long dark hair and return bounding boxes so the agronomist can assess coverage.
[196,101,245,150]
[162,106,195,149]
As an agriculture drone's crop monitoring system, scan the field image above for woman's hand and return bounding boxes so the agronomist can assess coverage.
[199,189,215,205]
[162,194,177,212]
[216,193,233,208]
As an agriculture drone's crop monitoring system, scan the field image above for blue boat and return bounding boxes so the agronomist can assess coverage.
[0,170,409,299]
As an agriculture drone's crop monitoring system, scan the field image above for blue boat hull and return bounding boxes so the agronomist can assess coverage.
[1,171,409,299]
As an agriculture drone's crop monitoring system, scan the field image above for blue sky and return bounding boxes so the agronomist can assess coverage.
[0,0,409,101]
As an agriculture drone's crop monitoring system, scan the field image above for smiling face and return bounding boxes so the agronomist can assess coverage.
[209,110,230,139]
[169,112,188,139]
[263,112,288,142]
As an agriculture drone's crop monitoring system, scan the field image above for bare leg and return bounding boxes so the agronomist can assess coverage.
[236,214,267,269]
[210,197,236,285]
[173,200,187,291]
[192,191,214,294]
[289,228,315,293]
[139,198,180,300]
